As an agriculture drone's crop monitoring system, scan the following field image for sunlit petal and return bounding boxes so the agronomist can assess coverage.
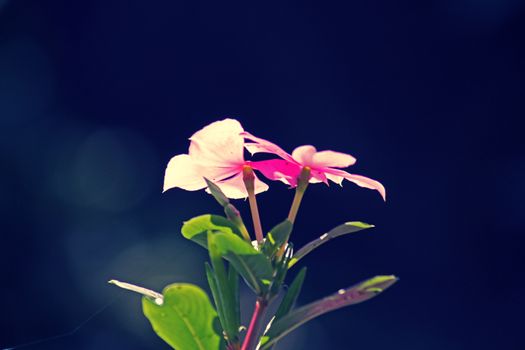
[325,168,386,200]
[242,131,296,163]
[291,145,317,165]
[309,168,328,185]
[312,150,356,168]
[208,172,269,199]
[326,173,344,185]
[189,119,245,167]
[163,154,207,192]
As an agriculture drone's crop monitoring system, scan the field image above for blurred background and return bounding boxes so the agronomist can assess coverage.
[1,1,524,349]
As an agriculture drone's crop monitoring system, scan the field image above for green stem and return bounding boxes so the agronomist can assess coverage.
[243,166,264,243]
[287,190,305,224]
[276,167,311,258]
[287,167,311,224]
[247,191,263,243]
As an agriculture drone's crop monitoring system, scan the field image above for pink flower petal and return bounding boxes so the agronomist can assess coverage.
[208,172,269,199]
[325,173,344,185]
[325,168,386,200]
[163,154,207,192]
[164,153,241,193]
[291,145,317,165]
[312,150,356,168]
[249,159,302,186]
[242,132,296,163]
[189,119,245,167]
[309,168,329,185]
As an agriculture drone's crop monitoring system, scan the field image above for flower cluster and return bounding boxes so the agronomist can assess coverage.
[112,118,396,350]
[164,118,385,200]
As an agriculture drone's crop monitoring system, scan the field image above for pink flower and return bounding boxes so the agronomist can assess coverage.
[242,132,386,200]
[163,119,269,199]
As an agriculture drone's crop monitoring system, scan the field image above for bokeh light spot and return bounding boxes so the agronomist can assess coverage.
[52,128,159,212]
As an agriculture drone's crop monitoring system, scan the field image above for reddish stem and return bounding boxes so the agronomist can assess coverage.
[241,298,267,350]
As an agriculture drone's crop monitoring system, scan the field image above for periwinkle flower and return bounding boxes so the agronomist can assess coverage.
[242,132,386,200]
[163,119,269,199]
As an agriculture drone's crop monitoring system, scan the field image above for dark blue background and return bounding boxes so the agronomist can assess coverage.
[1,1,524,349]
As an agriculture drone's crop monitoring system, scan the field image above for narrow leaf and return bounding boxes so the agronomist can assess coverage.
[273,267,307,320]
[205,263,228,341]
[109,279,163,303]
[228,264,241,328]
[208,233,239,342]
[205,177,230,207]
[259,275,398,349]
[289,221,374,268]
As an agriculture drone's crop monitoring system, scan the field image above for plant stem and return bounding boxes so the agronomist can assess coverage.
[243,166,264,243]
[287,189,305,224]
[241,298,268,350]
[247,191,264,243]
[287,167,311,224]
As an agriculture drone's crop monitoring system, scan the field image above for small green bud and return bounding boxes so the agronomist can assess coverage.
[204,177,230,207]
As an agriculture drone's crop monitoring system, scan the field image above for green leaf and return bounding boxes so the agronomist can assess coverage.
[111,280,223,350]
[208,233,239,343]
[261,220,293,258]
[212,231,273,295]
[259,275,398,349]
[273,267,307,321]
[181,214,242,247]
[182,214,272,294]
[289,221,374,268]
